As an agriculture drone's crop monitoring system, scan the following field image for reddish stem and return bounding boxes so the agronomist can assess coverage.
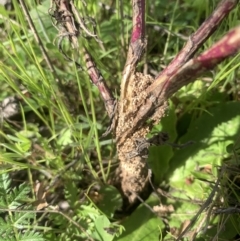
[54,0,115,118]
[156,0,238,82]
[83,49,115,117]
[119,26,240,146]
[152,26,240,99]
[131,0,145,43]
[120,0,146,100]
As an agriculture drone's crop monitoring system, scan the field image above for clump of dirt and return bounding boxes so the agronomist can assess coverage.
[112,72,156,210]
[116,72,154,135]
[130,72,154,108]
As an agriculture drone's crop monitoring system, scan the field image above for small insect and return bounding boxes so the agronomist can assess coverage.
[126,132,193,159]
[126,132,169,159]
[101,100,118,137]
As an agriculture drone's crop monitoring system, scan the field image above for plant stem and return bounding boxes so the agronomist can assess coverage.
[52,0,115,118]
[155,0,238,82]
[120,0,146,101]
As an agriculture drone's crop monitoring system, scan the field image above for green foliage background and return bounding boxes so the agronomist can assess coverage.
[0,0,239,240]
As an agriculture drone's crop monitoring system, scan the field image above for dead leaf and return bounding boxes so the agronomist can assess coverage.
[33,180,49,210]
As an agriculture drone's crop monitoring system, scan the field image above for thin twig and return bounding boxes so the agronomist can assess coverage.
[155,188,204,205]
[212,214,231,241]
[176,175,221,240]
[52,0,116,119]
[83,49,115,117]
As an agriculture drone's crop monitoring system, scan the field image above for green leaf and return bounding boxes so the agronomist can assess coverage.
[96,185,122,218]
[148,145,173,184]
[0,174,44,240]
[167,102,240,237]
[57,128,73,146]
[8,183,30,209]
[64,180,79,208]
[148,101,177,184]
[15,133,31,152]
[4,133,31,154]
[92,215,114,241]
[18,230,45,241]
[169,102,240,186]
[29,0,57,40]
[11,211,35,228]
[0,217,12,235]
[0,173,11,195]
[117,195,164,241]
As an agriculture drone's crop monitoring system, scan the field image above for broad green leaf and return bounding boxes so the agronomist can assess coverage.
[148,101,177,184]
[117,195,164,241]
[29,0,57,41]
[96,185,122,218]
[202,215,240,240]
[92,215,114,241]
[169,102,240,188]
[167,102,240,238]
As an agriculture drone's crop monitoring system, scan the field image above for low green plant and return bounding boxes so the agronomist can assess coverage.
[0,173,44,241]
[0,0,240,240]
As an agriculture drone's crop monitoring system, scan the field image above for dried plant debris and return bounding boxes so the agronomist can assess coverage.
[117,73,154,136]
[119,72,154,114]
[49,0,101,65]
[0,95,20,120]
[153,204,174,216]
[114,72,171,207]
